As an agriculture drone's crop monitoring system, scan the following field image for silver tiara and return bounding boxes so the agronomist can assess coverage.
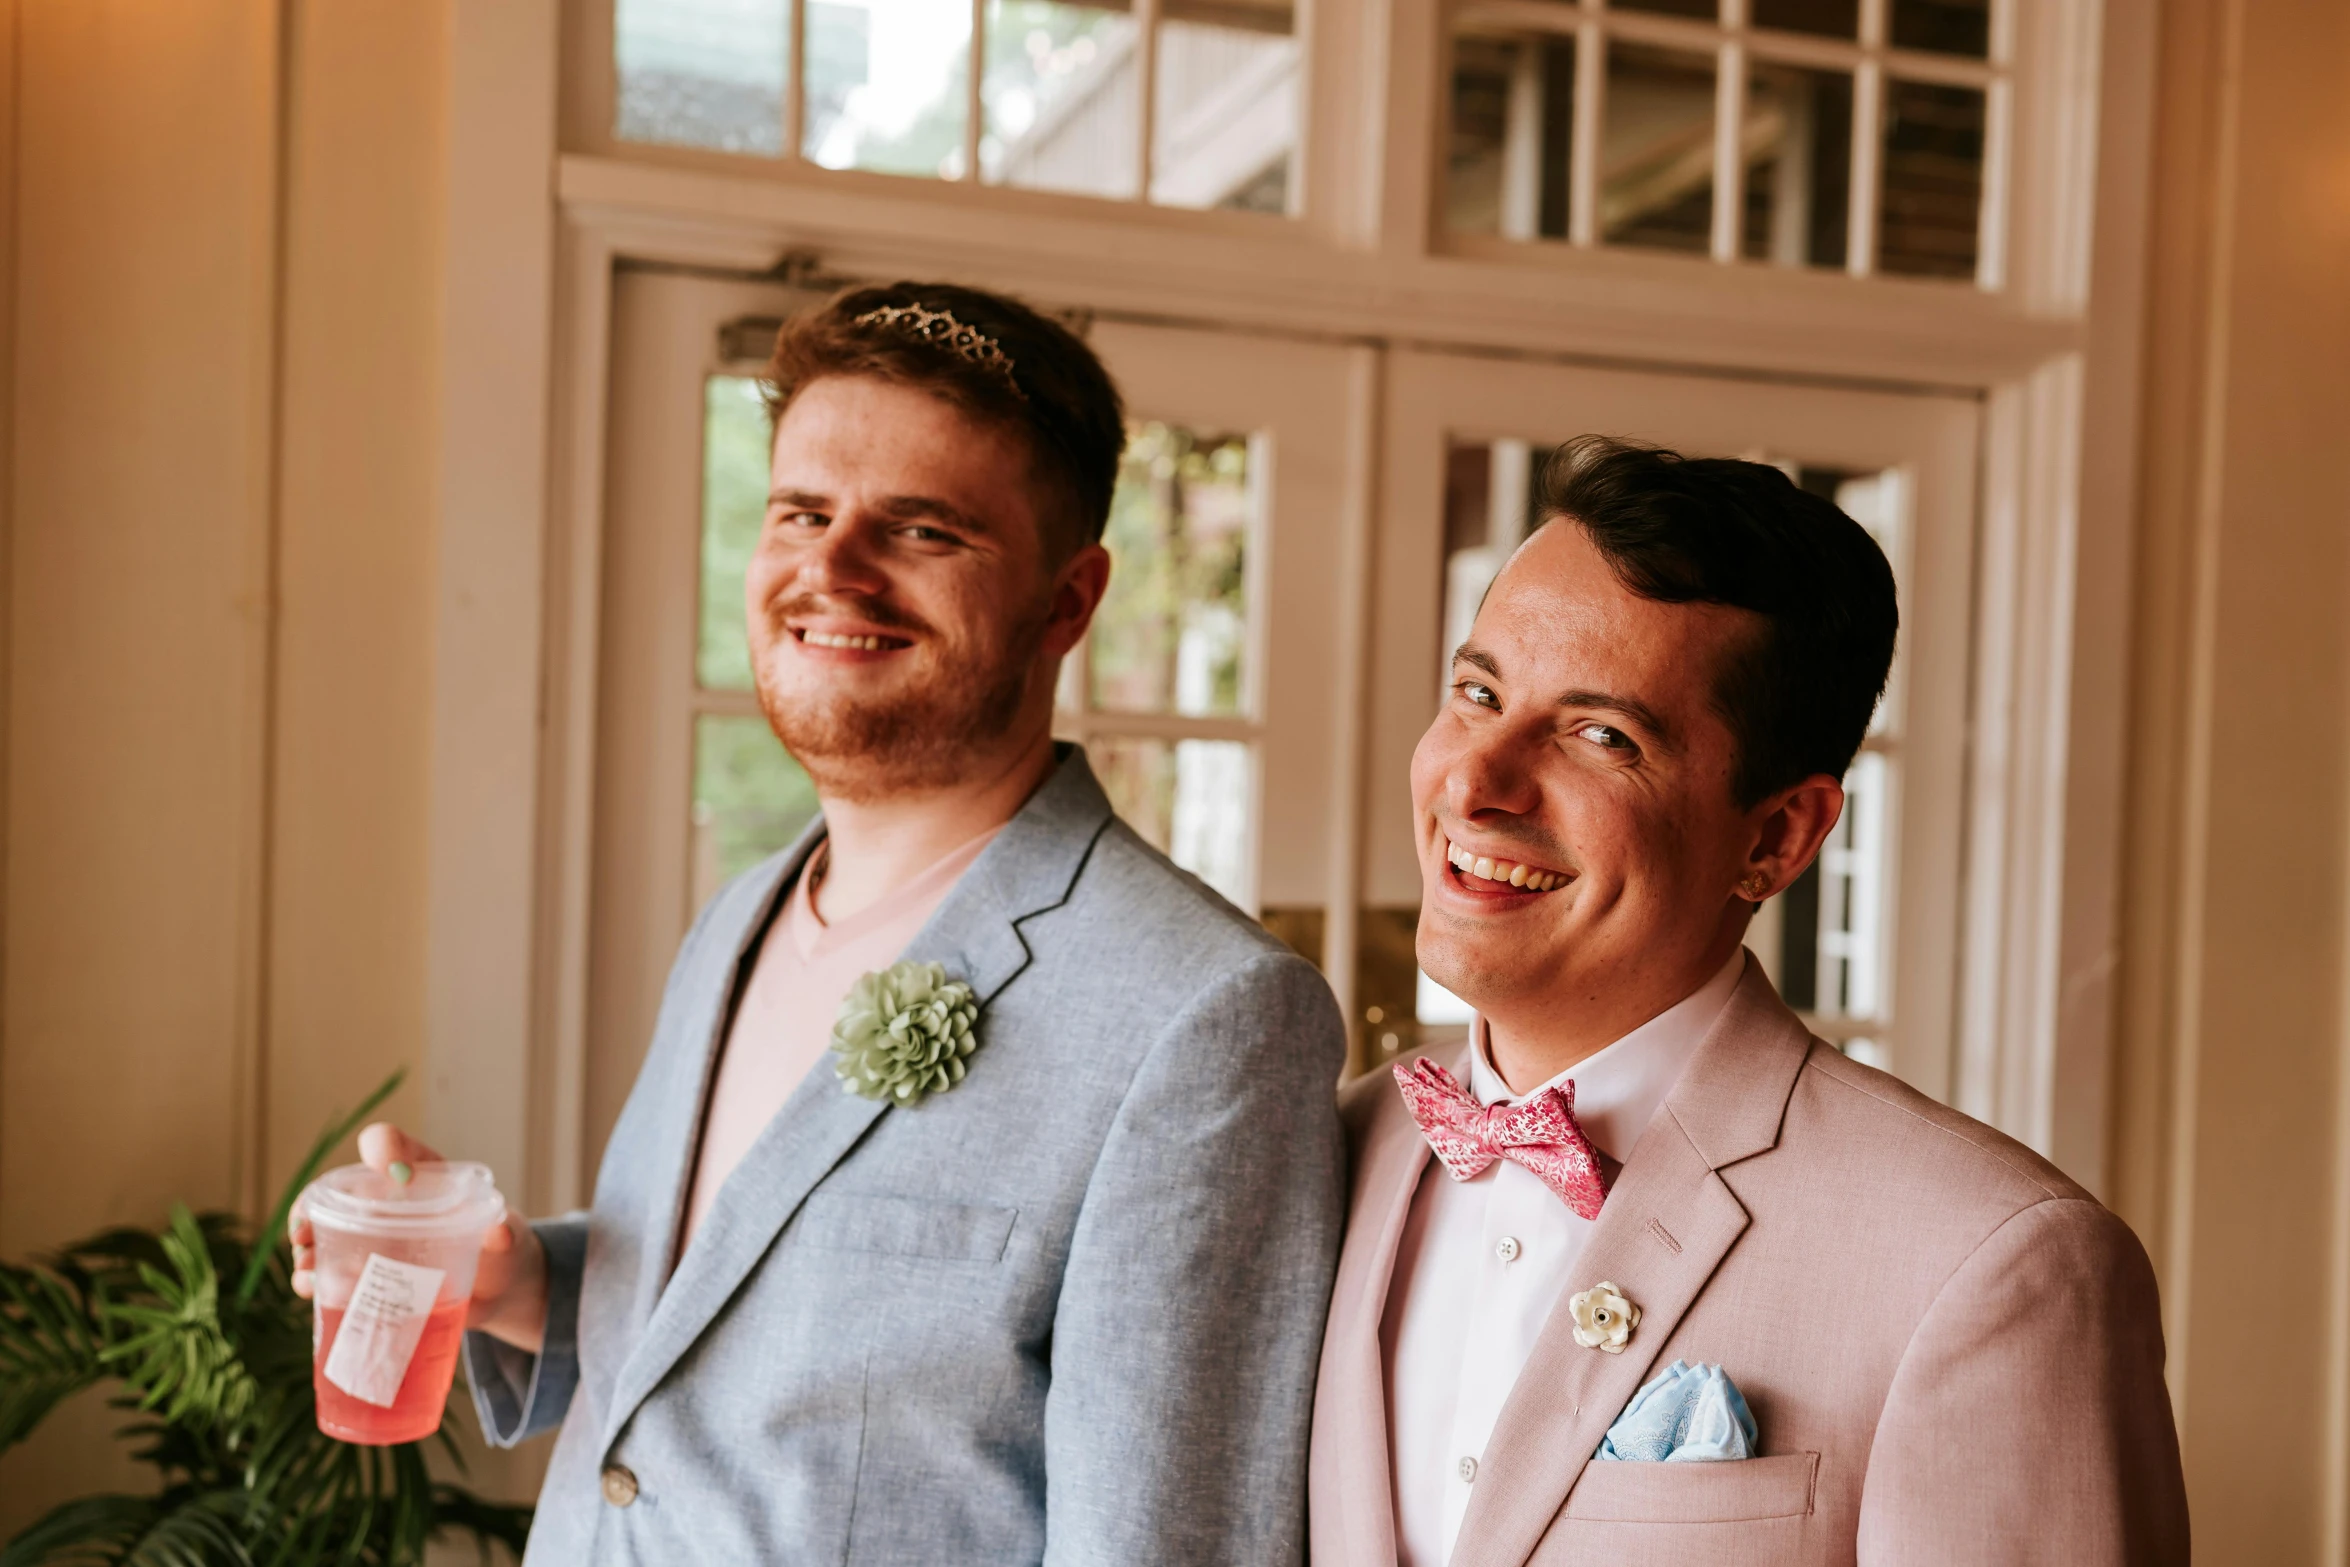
[852,304,1024,399]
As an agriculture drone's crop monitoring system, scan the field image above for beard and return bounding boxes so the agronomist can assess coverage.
[752,589,1051,803]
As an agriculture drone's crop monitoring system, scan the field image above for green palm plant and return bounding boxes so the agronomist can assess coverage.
[0,1072,532,1566]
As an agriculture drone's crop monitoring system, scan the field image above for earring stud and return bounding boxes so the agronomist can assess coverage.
[1740,874,1770,902]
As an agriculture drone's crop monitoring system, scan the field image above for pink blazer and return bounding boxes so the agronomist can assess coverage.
[1308,959,2188,1566]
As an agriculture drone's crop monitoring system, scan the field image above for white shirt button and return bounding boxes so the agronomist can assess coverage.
[1458,1456,1479,1483]
[1495,1235,1522,1263]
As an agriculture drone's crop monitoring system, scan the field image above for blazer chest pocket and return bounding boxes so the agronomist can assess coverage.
[1564,1452,1819,1524]
[793,1191,1019,1263]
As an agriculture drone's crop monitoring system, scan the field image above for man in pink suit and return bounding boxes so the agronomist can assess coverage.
[1310,437,2187,1566]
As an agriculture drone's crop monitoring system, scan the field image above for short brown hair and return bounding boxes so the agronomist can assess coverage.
[762,281,1126,554]
[1536,435,1899,807]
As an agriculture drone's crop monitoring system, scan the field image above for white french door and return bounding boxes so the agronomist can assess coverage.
[586,269,1366,1169]
[1360,350,1979,1104]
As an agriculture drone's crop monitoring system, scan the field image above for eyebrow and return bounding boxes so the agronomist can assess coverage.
[766,488,987,533]
[1452,644,1679,749]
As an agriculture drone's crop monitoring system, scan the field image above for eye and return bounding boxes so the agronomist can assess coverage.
[773,508,826,531]
[1456,680,1501,711]
[1573,721,1634,751]
[898,523,960,544]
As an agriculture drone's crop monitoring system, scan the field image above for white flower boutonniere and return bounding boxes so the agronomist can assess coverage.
[1570,1281,1640,1354]
[831,960,981,1106]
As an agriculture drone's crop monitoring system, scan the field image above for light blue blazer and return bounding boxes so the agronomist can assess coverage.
[466,750,1348,1565]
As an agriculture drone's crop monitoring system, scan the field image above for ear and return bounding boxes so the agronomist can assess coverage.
[1734,773,1846,903]
[1041,541,1113,659]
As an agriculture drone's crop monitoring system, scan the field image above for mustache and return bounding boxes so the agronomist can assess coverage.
[766,591,933,637]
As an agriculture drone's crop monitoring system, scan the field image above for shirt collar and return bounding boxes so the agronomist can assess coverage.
[1466,949,1748,1162]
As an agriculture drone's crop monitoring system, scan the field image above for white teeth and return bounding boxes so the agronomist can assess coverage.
[804,631,892,650]
[1444,840,1565,893]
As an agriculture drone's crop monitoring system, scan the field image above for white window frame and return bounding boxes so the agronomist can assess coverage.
[426,0,2160,1214]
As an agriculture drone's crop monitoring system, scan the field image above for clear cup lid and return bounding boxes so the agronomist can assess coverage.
[302,1160,504,1236]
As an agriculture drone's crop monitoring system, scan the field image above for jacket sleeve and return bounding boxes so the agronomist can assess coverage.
[461,1212,590,1447]
[1856,1196,2189,1565]
[1041,948,1348,1567]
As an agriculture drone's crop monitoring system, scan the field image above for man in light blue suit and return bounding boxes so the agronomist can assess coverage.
[295,283,1346,1563]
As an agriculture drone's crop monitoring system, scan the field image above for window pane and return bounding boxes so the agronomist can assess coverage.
[1090,736,1254,908]
[616,0,788,155]
[691,715,821,911]
[1763,749,1889,1021]
[1751,0,1858,37]
[1602,43,1716,255]
[1743,64,1851,270]
[1151,2,1298,212]
[1878,79,1984,280]
[699,375,770,691]
[1090,422,1253,718]
[982,1,1140,198]
[1890,0,1989,57]
[1447,32,1575,240]
[1817,749,1890,1017]
[805,0,972,178]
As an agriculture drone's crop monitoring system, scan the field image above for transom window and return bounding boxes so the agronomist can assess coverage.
[1445,0,2005,285]
[613,0,1300,213]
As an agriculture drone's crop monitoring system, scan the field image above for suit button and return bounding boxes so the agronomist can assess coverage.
[600,1464,639,1507]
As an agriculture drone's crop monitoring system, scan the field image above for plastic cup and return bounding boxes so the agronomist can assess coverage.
[300,1160,504,1444]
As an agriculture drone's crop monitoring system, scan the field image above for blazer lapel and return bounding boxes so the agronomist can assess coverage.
[1449,959,1814,1567]
[601,747,1116,1446]
[1313,1052,1454,1566]
[623,827,817,1339]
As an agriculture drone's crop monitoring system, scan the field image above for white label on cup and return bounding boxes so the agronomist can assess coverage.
[322,1253,448,1408]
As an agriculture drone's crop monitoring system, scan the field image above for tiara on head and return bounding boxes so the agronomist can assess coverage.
[852,303,1025,400]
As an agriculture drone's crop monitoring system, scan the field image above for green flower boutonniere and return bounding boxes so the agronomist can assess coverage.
[831,960,982,1106]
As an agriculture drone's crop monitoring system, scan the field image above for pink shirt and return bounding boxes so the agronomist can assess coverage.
[1382,951,1745,1567]
[679,827,1003,1249]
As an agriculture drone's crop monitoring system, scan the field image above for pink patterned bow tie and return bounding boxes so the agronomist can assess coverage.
[1393,1057,1610,1219]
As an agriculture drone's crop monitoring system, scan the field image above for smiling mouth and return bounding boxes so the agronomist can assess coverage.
[795,628,912,652]
[1445,839,1571,893]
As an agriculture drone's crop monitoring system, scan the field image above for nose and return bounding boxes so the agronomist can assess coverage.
[785,509,889,598]
[1442,724,1543,826]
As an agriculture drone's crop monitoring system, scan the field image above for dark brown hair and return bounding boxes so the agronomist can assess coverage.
[762,281,1126,554]
[1536,435,1899,807]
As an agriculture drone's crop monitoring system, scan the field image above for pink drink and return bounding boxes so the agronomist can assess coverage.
[300,1160,503,1446]
[313,1297,470,1444]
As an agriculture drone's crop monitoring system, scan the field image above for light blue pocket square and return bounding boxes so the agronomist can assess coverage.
[1594,1360,1758,1462]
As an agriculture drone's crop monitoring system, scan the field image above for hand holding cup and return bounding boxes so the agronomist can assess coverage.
[290,1123,549,1351]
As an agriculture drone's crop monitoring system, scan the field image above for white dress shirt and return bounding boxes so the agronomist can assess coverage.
[1382,951,1745,1567]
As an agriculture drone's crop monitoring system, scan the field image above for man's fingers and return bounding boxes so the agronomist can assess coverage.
[291,1268,315,1299]
[355,1122,444,1177]
[481,1217,517,1253]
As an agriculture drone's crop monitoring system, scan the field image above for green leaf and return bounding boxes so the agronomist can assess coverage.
[0,1490,248,1567]
[0,1263,105,1455]
[96,1210,255,1433]
[236,1070,403,1309]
